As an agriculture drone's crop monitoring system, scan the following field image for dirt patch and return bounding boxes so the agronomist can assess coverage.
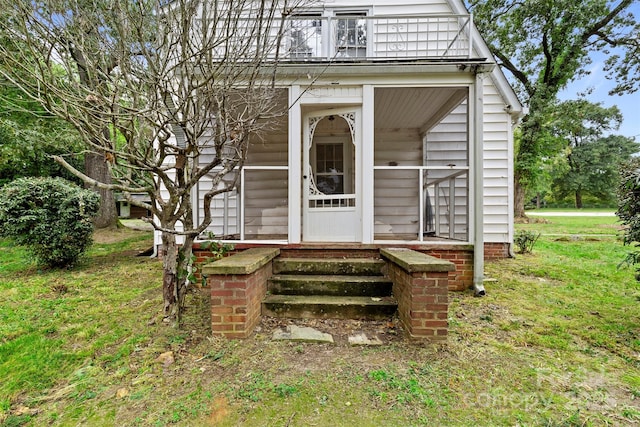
[93,227,151,244]
[181,286,409,347]
[515,216,550,224]
[256,315,407,346]
[600,223,624,230]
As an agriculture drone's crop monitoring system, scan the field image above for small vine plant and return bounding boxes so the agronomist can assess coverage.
[187,232,234,287]
[514,229,541,254]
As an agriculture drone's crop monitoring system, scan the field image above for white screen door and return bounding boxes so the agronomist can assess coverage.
[303,107,361,241]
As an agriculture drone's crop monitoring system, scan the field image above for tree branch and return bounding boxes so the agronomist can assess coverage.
[51,155,148,193]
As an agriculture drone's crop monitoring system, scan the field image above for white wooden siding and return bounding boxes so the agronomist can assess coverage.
[196,172,239,238]
[247,133,288,166]
[357,0,454,14]
[301,86,363,103]
[243,134,289,238]
[425,103,468,166]
[482,79,511,243]
[291,0,454,14]
[243,169,289,238]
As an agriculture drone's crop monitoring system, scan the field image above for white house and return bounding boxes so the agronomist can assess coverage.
[155,0,522,294]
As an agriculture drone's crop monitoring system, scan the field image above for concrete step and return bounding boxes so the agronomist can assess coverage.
[268,274,392,297]
[273,257,385,276]
[262,295,398,320]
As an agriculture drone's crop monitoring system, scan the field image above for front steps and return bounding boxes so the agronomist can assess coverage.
[262,258,398,320]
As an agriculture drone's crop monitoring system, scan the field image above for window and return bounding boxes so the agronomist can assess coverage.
[288,13,322,58]
[315,143,345,194]
[334,12,367,58]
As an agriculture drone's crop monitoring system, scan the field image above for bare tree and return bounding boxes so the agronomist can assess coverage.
[0,0,311,321]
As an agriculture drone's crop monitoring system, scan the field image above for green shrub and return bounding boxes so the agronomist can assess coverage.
[0,177,100,268]
[514,229,541,254]
[616,158,640,279]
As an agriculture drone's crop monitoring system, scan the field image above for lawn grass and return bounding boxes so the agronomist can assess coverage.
[527,208,615,213]
[1,216,639,426]
[520,213,622,236]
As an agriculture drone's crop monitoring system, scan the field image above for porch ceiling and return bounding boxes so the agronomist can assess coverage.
[374,87,467,133]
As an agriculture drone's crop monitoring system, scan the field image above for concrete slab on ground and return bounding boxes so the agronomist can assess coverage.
[348,333,383,346]
[272,325,334,343]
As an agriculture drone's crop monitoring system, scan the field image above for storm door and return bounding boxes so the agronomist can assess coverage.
[303,108,361,241]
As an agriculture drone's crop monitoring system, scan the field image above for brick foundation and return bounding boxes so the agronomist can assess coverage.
[424,243,510,291]
[484,242,510,260]
[208,264,271,338]
[204,248,279,338]
[425,249,473,291]
[386,263,449,341]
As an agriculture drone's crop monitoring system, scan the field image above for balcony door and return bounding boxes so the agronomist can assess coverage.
[303,108,361,242]
[287,10,368,59]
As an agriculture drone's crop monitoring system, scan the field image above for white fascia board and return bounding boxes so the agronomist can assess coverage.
[447,0,523,118]
[276,61,493,80]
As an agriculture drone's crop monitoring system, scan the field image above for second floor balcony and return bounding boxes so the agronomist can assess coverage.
[190,13,477,64]
[283,14,475,62]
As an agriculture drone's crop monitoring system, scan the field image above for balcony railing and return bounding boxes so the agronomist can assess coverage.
[373,166,469,242]
[283,14,474,61]
[193,14,475,63]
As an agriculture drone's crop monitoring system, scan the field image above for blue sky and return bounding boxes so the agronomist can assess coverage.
[558,3,640,140]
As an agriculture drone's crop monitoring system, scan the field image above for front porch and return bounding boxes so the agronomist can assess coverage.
[195,84,478,245]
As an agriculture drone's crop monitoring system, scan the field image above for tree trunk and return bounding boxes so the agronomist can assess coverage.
[161,230,195,323]
[161,231,179,319]
[85,151,118,229]
[514,172,527,218]
[575,190,583,209]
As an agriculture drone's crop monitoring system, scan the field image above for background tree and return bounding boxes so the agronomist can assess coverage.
[0,0,311,322]
[56,1,120,229]
[467,0,639,217]
[605,9,640,96]
[0,10,114,228]
[548,100,638,208]
[0,82,84,186]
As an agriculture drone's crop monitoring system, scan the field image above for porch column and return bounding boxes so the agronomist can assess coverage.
[288,85,301,243]
[362,85,375,244]
[472,71,486,295]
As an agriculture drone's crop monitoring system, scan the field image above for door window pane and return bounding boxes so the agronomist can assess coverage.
[315,143,344,194]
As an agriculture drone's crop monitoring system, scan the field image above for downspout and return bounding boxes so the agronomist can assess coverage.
[151,242,158,258]
[473,67,486,296]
